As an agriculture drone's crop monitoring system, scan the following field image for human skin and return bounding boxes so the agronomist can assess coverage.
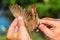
[7,17,60,40]
[39,18,60,40]
[7,17,31,40]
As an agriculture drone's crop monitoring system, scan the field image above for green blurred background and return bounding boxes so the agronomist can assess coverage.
[0,0,60,40]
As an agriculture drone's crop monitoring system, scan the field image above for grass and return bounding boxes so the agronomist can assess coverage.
[30,31,49,40]
[0,34,7,40]
[0,31,49,40]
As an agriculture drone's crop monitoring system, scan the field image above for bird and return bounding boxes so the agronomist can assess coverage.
[9,4,39,32]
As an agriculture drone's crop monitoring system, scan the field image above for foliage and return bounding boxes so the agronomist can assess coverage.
[1,0,59,18]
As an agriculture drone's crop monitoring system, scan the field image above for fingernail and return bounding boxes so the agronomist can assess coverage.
[18,16,23,20]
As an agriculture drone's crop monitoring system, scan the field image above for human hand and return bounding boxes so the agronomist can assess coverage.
[7,18,18,40]
[7,17,31,40]
[38,18,60,40]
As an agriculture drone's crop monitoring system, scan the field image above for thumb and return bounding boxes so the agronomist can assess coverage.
[18,16,24,27]
[39,24,54,38]
[17,16,31,40]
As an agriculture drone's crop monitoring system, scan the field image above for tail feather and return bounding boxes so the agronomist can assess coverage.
[9,4,25,18]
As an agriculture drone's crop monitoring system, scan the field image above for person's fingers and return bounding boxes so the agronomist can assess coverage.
[12,26,18,40]
[40,19,59,28]
[36,29,39,32]
[18,16,24,27]
[17,16,31,40]
[8,18,18,32]
[14,26,18,32]
[42,17,54,19]
[39,24,54,38]
[42,17,60,21]
[42,17,56,20]
[7,18,18,39]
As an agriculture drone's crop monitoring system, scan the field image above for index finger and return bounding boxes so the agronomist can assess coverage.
[8,18,18,31]
[42,18,60,21]
[40,19,59,28]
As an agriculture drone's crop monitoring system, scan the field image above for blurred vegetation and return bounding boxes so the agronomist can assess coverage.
[0,0,60,18]
[0,0,60,40]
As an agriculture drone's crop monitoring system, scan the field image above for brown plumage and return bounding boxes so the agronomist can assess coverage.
[9,4,39,32]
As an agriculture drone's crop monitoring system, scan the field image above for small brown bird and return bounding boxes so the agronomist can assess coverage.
[9,4,39,32]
